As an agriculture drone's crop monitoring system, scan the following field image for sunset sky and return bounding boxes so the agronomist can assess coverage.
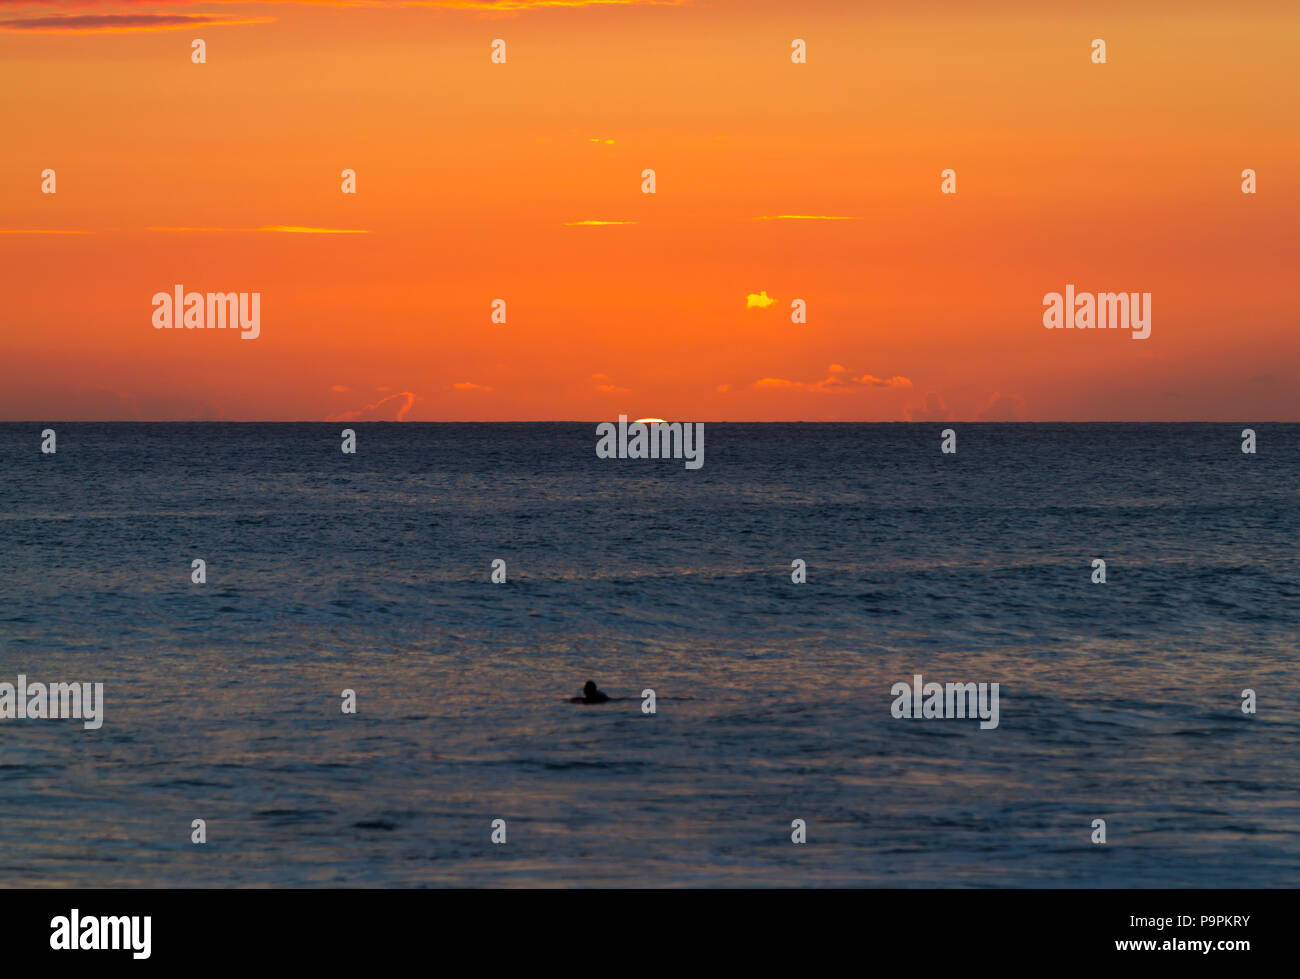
[1,0,1297,421]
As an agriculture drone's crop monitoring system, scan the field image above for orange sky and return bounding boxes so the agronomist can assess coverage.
[1,0,1297,421]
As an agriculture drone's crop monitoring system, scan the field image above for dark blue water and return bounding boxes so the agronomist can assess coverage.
[1,423,1297,886]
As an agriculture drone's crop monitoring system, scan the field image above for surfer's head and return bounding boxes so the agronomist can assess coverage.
[583,681,599,699]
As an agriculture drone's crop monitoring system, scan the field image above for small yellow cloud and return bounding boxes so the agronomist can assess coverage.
[260,225,369,234]
[746,291,776,309]
[564,220,636,227]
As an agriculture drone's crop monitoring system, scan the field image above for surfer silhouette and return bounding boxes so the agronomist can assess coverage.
[570,680,610,704]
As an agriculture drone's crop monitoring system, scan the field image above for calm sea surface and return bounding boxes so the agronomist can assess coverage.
[1,423,1297,887]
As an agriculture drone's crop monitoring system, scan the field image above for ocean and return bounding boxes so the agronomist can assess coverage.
[1,422,1297,887]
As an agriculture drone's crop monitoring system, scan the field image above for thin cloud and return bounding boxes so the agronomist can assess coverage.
[754,371,913,394]
[754,215,857,221]
[0,228,92,234]
[564,220,636,227]
[146,225,370,234]
[0,13,272,33]
[855,374,912,389]
[452,382,493,392]
[261,225,369,234]
[746,291,775,309]
[409,1,684,10]
[2,1,684,10]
